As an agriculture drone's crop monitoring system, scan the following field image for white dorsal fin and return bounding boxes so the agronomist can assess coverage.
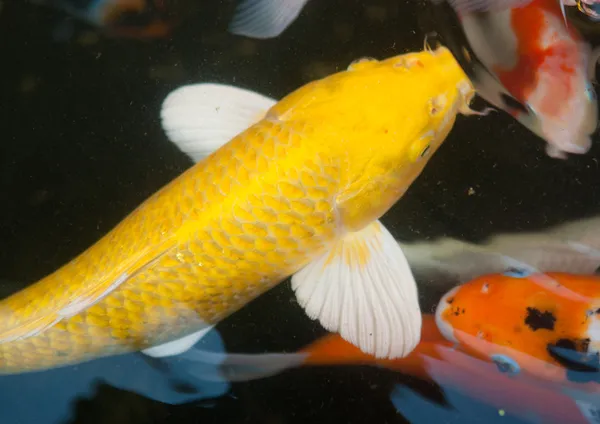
[160,83,276,162]
[228,0,310,39]
[292,219,422,359]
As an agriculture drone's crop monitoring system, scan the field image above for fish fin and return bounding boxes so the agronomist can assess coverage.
[0,240,177,344]
[142,327,216,357]
[228,0,309,39]
[432,0,534,13]
[160,83,276,162]
[292,219,422,359]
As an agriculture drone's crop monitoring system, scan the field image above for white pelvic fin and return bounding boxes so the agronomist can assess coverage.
[292,219,422,360]
[160,83,276,162]
[142,326,215,358]
[229,0,310,39]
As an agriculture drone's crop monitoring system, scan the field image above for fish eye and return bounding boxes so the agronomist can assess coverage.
[503,267,532,278]
[491,354,521,375]
[410,134,434,162]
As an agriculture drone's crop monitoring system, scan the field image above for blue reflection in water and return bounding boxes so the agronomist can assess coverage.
[390,384,533,424]
[0,329,229,424]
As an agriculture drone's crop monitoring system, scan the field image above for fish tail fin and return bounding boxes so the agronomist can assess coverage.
[228,0,310,39]
[160,83,276,162]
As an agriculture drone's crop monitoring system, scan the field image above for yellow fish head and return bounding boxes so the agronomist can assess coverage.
[269,46,475,231]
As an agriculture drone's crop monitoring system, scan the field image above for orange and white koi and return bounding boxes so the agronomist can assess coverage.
[432,0,599,159]
[194,272,600,423]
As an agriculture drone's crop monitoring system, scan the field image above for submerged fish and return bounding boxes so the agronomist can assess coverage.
[431,0,598,159]
[188,271,600,423]
[228,0,311,39]
[29,0,189,38]
[0,45,479,375]
[400,213,600,285]
[182,315,599,424]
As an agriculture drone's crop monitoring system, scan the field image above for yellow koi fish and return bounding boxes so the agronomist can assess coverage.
[1,45,477,375]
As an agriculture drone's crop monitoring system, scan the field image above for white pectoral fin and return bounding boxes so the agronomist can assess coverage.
[229,0,310,39]
[160,83,277,162]
[142,327,215,358]
[292,220,422,359]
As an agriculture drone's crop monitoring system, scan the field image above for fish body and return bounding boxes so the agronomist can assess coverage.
[2,46,476,373]
[434,0,598,158]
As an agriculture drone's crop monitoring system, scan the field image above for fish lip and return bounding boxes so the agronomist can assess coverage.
[435,286,460,344]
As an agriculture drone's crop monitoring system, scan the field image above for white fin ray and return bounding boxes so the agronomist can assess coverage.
[292,220,422,359]
[229,0,310,39]
[142,326,215,357]
[160,83,276,162]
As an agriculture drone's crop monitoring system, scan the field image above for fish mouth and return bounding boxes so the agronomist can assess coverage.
[434,286,460,344]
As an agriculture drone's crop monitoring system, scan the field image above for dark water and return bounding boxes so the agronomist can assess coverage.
[1,0,600,423]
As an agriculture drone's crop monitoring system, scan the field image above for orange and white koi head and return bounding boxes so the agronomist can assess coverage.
[435,271,600,383]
